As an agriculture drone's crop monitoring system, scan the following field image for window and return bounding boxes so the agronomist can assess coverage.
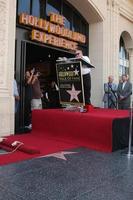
[119,37,129,76]
[46,0,61,17]
[31,0,40,17]
[17,0,89,54]
[73,12,81,33]
[18,0,31,14]
[62,3,72,29]
[81,20,87,35]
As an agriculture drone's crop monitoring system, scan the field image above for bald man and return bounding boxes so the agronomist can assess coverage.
[103,75,117,109]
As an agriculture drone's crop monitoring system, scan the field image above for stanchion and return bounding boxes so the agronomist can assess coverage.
[121,102,133,158]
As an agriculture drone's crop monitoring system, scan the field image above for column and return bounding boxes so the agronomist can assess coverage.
[105,0,120,81]
[128,49,133,102]
[0,0,16,137]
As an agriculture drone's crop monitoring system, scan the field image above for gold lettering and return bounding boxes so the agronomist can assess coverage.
[28,15,35,26]
[31,30,78,51]
[19,13,29,24]
[34,17,40,28]
[49,12,65,26]
[55,25,61,35]
[19,13,86,44]
[50,35,59,46]
[48,23,56,34]
[31,29,42,42]
[43,33,50,43]
[43,20,49,31]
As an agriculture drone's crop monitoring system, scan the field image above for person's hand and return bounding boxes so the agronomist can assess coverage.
[75,50,83,58]
[120,95,124,100]
[31,68,35,75]
[33,74,38,79]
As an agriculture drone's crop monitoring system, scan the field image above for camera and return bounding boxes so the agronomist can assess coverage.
[32,68,38,75]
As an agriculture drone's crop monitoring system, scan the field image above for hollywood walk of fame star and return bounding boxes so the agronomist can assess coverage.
[39,151,78,160]
[66,84,81,102]
[74,68,79,76]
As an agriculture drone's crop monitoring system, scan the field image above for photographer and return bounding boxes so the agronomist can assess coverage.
[31,68,43,110]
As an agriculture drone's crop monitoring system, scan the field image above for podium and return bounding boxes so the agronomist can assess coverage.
[56,57,94,107]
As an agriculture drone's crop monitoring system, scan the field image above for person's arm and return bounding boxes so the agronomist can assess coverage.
[117,83,121,97]
[112,83,117,92]
[123,83,132,99]
[27,71,34,85]
[45,92,49,101]
[117,83,125,100]
[14,80,20,100]
[31,75,37,85]
[104,83,110,93]
[55,83,59,91]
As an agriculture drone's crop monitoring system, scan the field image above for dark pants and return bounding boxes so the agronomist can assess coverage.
[24,100,31,126]
[83,73,91,104]
[118,102,130,110]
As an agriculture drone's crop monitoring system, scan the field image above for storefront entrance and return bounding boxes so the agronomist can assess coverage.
[15,0,89,133]
[15,39,74,133]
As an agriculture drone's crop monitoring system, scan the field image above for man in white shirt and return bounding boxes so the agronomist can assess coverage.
[75,50,92,105]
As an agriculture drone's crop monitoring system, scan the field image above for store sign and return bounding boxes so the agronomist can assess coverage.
[19,13,86,51]
[56,60,85,105]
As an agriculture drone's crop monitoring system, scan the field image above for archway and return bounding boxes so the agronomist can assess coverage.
[66,0,104,23]
[119,31,133,78]
[120,31,133,49]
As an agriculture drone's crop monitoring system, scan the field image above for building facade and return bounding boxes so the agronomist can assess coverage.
[0,0,133,137]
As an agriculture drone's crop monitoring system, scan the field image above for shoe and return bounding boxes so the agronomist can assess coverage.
[28,124,32,129]
[25,124,32,130]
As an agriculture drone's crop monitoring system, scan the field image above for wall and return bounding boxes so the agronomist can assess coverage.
[0,0,16,137]
[89,0,133,107]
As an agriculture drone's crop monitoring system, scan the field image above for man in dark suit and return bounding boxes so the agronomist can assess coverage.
[117,74,132,109]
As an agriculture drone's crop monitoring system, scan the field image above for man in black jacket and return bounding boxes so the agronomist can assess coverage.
[117,74,132,109]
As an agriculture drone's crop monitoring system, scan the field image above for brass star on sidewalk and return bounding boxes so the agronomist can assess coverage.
[39,151,78,160]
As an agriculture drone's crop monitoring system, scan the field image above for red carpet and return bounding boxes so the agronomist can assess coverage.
[0,108,129,166]
[32,109,129,152]
[0,138,41,154]
[0,134,78,166]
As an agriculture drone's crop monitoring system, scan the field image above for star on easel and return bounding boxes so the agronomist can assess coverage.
[66,84,81,102]
[39,151,78,160]
[74,69,79,76]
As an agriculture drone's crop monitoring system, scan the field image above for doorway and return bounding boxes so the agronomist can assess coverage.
[16,41,74,132]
